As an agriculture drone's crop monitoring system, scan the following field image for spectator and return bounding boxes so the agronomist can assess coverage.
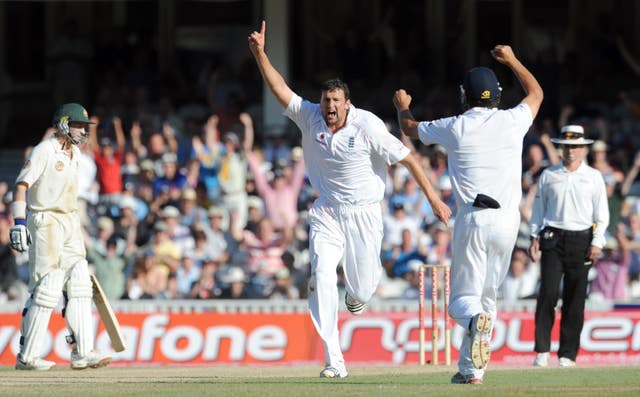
[218,266,249,299]
[425,222,452,267]
[203,206,234,264]
[160,205,194,257]
[389,176,422,216]
[245,195,265,234]
[89,116,126,212]
[153,153,187,198]
[522,143,549,195]
[384,228,425,278]
[126,250,168,300]
[192,115,223,201]
[149,221,181,276]
[268,267,300,300]
[0,215,27,303]
[398,259,425,300]
[246,149,306,231]
[233,217,291,277]
[87,235,126,300]
[591,227,631,300]
[189,258,220,299]
[175,254,201,299]
[121,150,141,187]
[219,132,248,229]
[179,188,207,228]
[132,122,179,177]
[383,202,420,249]
[500,247,539,302]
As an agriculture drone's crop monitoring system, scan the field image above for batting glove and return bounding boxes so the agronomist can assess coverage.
[10,219,31,252]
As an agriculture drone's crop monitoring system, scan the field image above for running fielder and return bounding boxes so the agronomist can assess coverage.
[248,21,451,378]
[394,45,543,384]
[10,103,111,370]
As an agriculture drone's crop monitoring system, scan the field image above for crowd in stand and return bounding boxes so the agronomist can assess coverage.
[2,55,640,303]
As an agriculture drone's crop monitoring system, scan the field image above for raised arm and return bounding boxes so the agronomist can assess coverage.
[162,122,178,154]
[398,153,451,226]
[89,116,100,152]
[393,89,420,139]
[113,116,126,152]
[491,45,544,119]
[239,112,254,152]
[246,151,272,196]
[248,20,294,107]
[130,121,145,157]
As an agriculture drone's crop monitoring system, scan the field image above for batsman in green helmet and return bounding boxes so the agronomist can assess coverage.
[9,103,111,370]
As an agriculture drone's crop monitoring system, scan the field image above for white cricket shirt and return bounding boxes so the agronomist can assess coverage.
[16,137,81,213]
[418,103,533,212]
[284,94,410,206]
[529,162,609,248]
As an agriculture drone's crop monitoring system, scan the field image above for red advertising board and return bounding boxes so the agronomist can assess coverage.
[1,309,639,366]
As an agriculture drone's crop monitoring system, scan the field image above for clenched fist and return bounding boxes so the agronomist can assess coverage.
[393,89,412,111]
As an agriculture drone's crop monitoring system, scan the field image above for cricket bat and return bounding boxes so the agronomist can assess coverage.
[90,274,126,352]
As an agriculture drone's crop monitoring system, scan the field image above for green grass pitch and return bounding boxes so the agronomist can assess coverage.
[1,365,639,397]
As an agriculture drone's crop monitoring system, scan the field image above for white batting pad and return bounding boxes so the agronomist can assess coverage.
[19,269,64,362]
[64,260,94,357]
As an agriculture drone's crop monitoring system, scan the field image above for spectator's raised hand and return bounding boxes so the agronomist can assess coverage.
[162,122,175,139]
[112,116,122,129]
[192,135,204,154]
[633,151,640,168]
[130,121,142,139]
[239,112,253,127]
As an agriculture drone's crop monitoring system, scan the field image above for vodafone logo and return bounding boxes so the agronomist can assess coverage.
[0,314,288,363]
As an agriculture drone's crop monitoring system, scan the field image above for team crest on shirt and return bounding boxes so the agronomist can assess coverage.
[348,136,355,149]
[315,132,327,146]
[55,161,64,171]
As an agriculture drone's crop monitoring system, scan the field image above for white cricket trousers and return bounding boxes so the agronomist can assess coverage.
[307,200,383,371]
[28,211,86,283]
[448,205,519,377]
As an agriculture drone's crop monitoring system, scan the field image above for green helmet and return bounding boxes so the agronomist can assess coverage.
[52,103,95,144]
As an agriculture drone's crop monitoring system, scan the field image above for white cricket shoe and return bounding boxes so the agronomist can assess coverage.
[70,349,112,370]
[15,356,56,371]
[319,366,348,378]
[533,352,549,367]
[559,357,576,367]
[470,312,492,369]
[345,293,365,315]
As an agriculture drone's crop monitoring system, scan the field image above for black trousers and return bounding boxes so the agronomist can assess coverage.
[534,227,592,360]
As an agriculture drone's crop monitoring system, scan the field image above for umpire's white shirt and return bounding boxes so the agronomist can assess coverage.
[417,104,533,212]
[16,137,80,213]
[529,162,609,248]
[284,94,410,205]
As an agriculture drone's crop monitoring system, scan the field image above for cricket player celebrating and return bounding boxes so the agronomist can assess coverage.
[394,45,543,384]
[10,103,111,370]
[248,21,451,378]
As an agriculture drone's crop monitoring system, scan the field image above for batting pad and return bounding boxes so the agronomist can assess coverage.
[64,260,94,357]
[20,269,64,362]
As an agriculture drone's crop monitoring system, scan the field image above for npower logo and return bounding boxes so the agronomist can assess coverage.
[340,315,640,364]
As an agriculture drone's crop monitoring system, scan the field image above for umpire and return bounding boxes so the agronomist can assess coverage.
[528,125,609,367]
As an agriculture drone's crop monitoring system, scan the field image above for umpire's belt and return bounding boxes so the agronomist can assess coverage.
[545,226,592,236]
